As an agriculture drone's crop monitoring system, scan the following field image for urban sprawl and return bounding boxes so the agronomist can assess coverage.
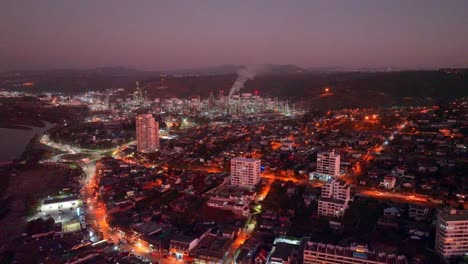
[0,84,467,264]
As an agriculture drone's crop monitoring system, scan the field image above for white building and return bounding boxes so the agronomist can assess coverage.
[136,114,159,153]
[316,150,341,179]
[379,175,397,190]
[435,208,468,260]
[230,158,261,187]
[304,242,408,264]
[280,140,294,151]
[318,180,350,217]
[206,197,250,216]
[40,196,81,212]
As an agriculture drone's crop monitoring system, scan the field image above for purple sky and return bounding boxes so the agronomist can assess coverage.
[1,0,467,71]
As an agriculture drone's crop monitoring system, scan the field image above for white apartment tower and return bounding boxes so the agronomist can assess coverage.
[230,158,261,187]
[136,114,159,153]
[316,150,341,178]
[318,180,350,217]
[435,208,468,260]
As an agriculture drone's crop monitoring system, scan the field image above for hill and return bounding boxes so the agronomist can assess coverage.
[1,68,466,109]
[142,70,467,108]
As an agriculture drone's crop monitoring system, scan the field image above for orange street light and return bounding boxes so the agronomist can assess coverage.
[365,116,369,120]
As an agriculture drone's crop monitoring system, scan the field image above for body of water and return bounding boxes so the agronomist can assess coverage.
[0,123,54,163]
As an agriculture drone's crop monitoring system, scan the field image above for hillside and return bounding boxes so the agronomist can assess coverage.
[1,68,466,109]
[142,71,467,108]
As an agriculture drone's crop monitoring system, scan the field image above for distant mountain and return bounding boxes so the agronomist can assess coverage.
[0,67,157,93]
[142,70,467,109]
[168,64,306,76]
[268,64,306,74]
[307,66,408,73]
[169,64,242,75]
[91,67,156,76]
[1,67,466,110]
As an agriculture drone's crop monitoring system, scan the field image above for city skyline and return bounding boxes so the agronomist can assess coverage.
[0,1,467,263]
[1,0,468,71]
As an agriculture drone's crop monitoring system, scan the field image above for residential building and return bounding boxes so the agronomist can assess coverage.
[191,233,233,264]
[379,176,397,190]
[268,242,296,264]
[435,208,468,260]
[303,242,408,264]
[136,113,159,153]
[281,140,294,151]
[230,157,261,187]
[206,197,250,216]
[316,150,341,178]
[318,180,350,217]
[409,204,430,221]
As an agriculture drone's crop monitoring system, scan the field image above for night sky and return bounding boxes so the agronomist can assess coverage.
[1,0,467,71]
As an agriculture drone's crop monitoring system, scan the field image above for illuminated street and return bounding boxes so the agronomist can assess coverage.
[39,137,179,263]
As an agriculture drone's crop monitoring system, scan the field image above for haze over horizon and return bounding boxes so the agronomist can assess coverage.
[1,0,468,72]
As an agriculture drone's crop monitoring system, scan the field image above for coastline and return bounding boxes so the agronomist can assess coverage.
[0,120,47,130]
[0,122,55,163]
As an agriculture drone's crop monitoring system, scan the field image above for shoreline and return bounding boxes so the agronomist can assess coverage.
[0,122,55,164]
[0,125,34,130]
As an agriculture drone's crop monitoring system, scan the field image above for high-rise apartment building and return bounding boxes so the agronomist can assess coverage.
[316,150,341,178]
[136,114,159,153]
[435,208,468,260]
[318,180,350,217]
[230,158,261,187]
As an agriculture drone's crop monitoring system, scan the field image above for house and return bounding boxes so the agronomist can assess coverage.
[409,205,430,221]
[380,175,396,190]
[191,233,233,264]
[383,207,401,218]
[169,234,198,256]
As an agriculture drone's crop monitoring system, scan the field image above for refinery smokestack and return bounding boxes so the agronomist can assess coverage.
[228,65,270,99]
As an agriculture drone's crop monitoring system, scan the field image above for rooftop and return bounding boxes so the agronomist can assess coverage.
[133,222,165,236]
[319,197,347,204]
[43,196,80,205]
[232,157,260,163]
[304,241,407,264]
[270,242,295,261]
[439,208,468,222]
[192,233,233,261]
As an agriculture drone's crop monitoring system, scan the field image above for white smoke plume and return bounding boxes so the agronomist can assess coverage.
[228,64,271,98]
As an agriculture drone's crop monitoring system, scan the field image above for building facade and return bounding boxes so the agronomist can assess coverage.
[316,150,341,178]
[303,242,408,264]
[230,158,261,187]
[136,114,159,153]
[435,208,468,260]
[318,180,350,217]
